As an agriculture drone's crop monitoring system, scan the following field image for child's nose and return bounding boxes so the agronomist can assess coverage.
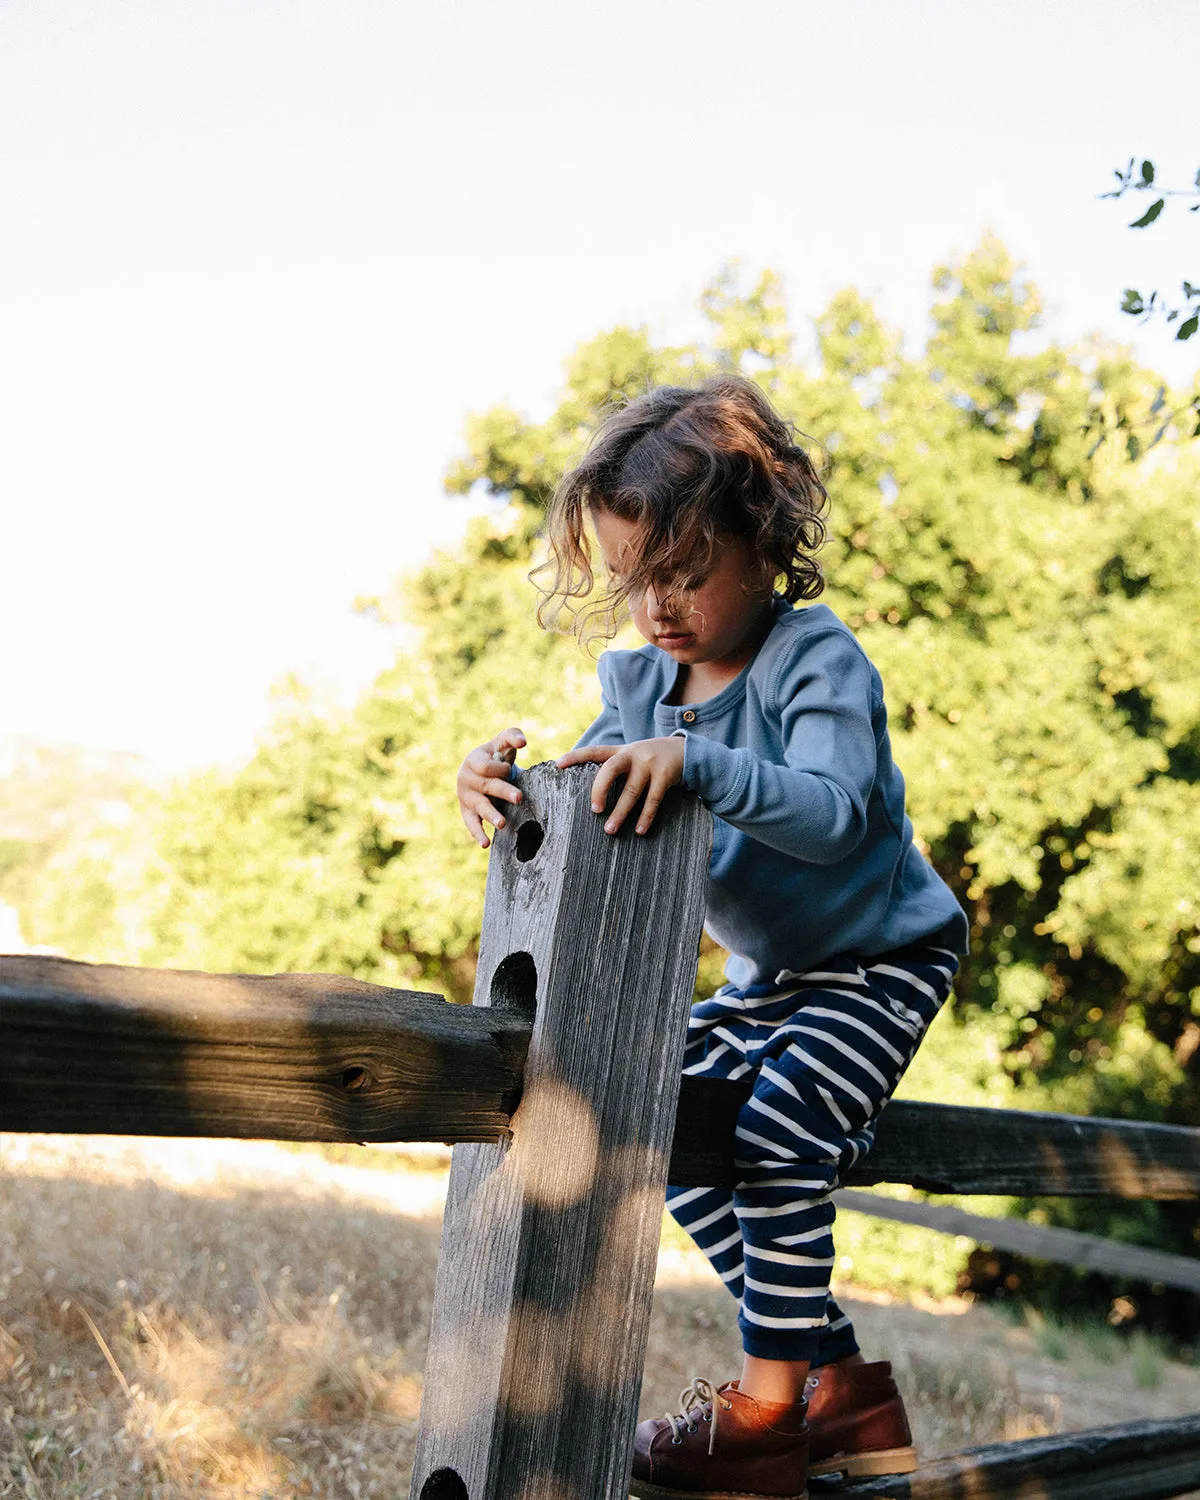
[645,583,675,622]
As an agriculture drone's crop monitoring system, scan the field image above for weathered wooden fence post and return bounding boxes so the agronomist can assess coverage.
[410,763,711,1500]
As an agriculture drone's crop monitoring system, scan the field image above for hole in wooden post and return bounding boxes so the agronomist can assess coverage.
[490,951,537,1018]
[340,1066,370,1092]
[515,818,544,862]
[419,1470,469,1500]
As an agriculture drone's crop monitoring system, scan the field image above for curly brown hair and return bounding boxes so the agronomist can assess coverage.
[533,375,829,641]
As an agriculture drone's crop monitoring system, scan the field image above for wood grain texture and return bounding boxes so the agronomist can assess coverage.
[824,1411,1200,1499]
[6,956,1199,1203]
[0,956,528,1142]
[833,1189,1200,1294]
[858,1098,1200,1201]
[409,764,712,1500]
[668,1082,1200,1200]
[7,957,1200,1203]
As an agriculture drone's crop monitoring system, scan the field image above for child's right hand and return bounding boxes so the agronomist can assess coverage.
[456,727,527,848]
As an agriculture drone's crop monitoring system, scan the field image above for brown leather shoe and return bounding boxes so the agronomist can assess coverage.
[804,1360,917,1479]
[629,1378,809,1499]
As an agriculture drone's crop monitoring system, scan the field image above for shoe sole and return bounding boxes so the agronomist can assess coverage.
[629,1483,807,1500]
[808,1444,918,1478]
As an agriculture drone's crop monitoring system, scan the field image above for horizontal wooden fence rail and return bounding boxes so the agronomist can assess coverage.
[830,1410,1200,1500]
[832,1189,1200,1295]
[0,957,532,1143]
[4,954,1200,1202]
[672,1075,1200,1199]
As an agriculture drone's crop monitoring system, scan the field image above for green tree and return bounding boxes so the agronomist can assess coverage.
[18,233,1200,1311]
[21,237,1200,1138]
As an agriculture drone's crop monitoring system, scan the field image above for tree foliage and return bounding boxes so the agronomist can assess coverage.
[1102,156,1200,342]
[14,236,1200,1294]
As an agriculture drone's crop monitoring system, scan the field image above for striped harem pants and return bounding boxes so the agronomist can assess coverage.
[665,927,960,1362]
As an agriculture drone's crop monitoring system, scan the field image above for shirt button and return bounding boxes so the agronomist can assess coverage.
[682,710,696,723]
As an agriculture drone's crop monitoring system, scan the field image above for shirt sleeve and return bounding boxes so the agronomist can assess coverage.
[571,653,627,749]
[678,629,877,865]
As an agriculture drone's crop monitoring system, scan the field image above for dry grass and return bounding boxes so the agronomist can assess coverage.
[2,1135,1198,1499]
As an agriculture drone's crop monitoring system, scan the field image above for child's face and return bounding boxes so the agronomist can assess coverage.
[592,507,772,672]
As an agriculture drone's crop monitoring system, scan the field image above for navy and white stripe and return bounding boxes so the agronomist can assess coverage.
[666,931,959,1362]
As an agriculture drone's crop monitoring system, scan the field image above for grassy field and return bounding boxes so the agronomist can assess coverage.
[3,1134,1198,1499]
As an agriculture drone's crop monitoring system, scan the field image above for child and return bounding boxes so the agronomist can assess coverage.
[455,376,968,1500]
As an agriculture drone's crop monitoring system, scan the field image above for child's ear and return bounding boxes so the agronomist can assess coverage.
[747,559,777,599]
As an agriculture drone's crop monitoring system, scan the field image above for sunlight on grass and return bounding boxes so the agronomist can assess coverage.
[3,1136,1199,1497]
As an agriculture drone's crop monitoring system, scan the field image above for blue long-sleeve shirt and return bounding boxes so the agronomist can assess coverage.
[572,597,968,987]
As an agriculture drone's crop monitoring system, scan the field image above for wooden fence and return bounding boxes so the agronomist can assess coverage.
[3,764,1199,1499]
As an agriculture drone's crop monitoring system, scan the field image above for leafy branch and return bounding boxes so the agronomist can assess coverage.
[1100,158,1199,340]
[1083,381,1200,462]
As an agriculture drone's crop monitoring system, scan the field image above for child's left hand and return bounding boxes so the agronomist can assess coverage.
[556,736,685,836]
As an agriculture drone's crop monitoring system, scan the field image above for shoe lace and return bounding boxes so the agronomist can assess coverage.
[664,1376,732,1456]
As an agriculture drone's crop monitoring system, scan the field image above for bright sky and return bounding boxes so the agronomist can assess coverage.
[3,0,1197,771]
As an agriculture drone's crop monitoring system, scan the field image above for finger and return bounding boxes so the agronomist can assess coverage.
[480,756,520,778]
[465,750,517,779]
[462,756,522,796]
[589,752,631,813]
[469,773,522,805]
[470,793,510,831]
[557,744,620,769]
[461,806,490,848]
[635,779,668,835]
[487,727,527,761]
[479,757,523,795]
[604,765,650,835]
